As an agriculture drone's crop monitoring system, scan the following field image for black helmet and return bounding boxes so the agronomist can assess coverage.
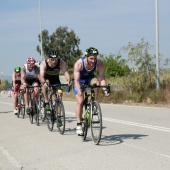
[14,66,21,72]
[48,50,59,58]
[85,47,99,57]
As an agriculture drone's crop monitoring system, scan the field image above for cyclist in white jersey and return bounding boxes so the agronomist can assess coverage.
[21,57,40,114]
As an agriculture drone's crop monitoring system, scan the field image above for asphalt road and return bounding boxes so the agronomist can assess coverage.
[0,92,170,170]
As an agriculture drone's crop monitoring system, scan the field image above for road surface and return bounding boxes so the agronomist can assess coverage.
[0,92,170,170]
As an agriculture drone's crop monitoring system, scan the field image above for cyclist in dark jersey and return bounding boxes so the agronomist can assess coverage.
[39,50,71,111]
[74,47,110,135]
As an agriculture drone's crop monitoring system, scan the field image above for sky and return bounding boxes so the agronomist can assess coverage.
[0,0,170,77]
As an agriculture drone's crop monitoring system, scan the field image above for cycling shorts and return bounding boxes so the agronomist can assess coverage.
[12,83,21,93]
[73,76,95,95]
[25,77,41,86]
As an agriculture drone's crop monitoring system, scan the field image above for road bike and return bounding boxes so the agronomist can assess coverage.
[36,86,45,126]
[80,84,110,145]
[17,88,25,119]
[26,85,40,124]
[46,83,71,134]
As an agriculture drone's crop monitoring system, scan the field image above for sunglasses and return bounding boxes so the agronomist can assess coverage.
[28,63,35,67]
[50,58,57,61]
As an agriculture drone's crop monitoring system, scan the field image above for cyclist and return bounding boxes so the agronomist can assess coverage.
[12,67,21,115]
[21,57,40,114]
[39,50,71,111]
[73,47,110,135]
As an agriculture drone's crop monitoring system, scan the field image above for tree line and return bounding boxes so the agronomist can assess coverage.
[2,26,170,103]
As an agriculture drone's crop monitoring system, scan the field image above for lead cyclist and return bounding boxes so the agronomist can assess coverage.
[73,47,110,135]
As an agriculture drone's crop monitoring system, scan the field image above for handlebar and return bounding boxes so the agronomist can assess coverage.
[81,84,111,93]
[48,83,71,92]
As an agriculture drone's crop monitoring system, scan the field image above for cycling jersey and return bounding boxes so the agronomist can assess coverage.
[15,74,21,84]
[74,57,98,95]
[80,57,97,79]
[24,64,40,85]
[12,73,21,93]
[44,59,61,85]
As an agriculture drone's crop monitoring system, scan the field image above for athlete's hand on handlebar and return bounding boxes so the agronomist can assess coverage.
[104,91,110,97]
[78,91,83,96]
[68,81,72,86]
[43,82,48,88]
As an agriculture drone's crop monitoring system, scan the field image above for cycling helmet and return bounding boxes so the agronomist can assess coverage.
[48,50,59,58]
[85,47,99,57]
[27,57,36,64]
[14,66,21,72]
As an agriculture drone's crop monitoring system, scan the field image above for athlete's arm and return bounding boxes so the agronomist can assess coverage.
[97,60,110,96]
[12,72,16,87]
[74,59,82,95]
[21,65,26,85]
[60,59,71,85]
[39,61,46,84]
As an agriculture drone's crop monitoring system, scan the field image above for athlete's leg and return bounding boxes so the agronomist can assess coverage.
[89,77,100,99]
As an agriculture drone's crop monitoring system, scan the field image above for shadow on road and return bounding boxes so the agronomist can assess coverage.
[101,134,148,145]
[0,111,13,113]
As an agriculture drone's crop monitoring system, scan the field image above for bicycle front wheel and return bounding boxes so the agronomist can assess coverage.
[81,115,88,140]
[17,96,21,118]
[47,101,55,131]
[20,95,25,119]
[55,98,65,134]
[29,98,37,124]
[33,98,39,126]
[90,101,102,145]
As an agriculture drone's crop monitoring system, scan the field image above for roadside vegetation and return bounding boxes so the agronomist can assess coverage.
[1,27,170,105]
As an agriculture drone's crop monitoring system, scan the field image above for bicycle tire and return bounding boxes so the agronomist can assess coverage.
[55,98,65,134]
[29,98,35,124]
[81,115,88,140]
[17,96,21,118]
[20,95,25,119]
[39,97,45,123]
[34,98,40,126]
[47,101,54,131]
[90,101,102,145]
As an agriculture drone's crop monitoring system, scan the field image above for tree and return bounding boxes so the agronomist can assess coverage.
[122,38,156,91]
[98,54,130,77]
[37,26,82,68]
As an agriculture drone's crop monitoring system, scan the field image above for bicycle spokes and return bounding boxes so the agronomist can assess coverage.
[90,102,102,145]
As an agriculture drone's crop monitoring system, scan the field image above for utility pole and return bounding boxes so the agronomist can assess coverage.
[155,0,160,89]
[39,0,43,61]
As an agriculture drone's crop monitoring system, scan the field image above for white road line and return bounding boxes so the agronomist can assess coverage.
[103,117,170,132]
[0,102,13,105]
[66,111,170,132]
[1,102,170,133]
[123,143,170,159]
[0,145,22,169]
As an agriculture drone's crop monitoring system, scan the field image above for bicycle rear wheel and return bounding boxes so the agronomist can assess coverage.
[47,101,55,131]
[55,98,65,134]
[90,101,102,145]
